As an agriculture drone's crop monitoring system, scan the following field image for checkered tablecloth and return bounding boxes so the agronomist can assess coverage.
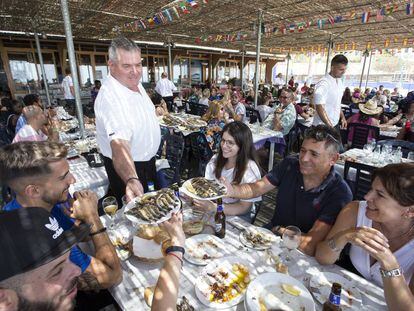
[103,216,386,311]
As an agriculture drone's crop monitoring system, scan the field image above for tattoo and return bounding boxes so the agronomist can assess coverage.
[77,272,102,292]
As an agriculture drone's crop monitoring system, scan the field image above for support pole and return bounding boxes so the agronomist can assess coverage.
[253,9,263,109]
[167,37,173,80]
[285,54,290,85]
[60,0,85,138]
[365,51,373,90]
[240,46,245,91]
[359,49,369,89]
[325,34,333,75]
[34,32,51,107]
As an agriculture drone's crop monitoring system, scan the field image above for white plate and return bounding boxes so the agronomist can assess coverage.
[195,256,253,309]
[239,227,280,250]
[124,191,181,225]
[180,178,227,201]
[184,234,228,265]
[309,271,362,309]
[245,272,315,311]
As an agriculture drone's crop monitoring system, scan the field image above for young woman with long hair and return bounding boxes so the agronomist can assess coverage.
[193,121,262,221]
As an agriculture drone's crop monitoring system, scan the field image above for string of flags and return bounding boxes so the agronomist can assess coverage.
[268,37,414,54]
[114,0,208,33]
[195,32,249,43]
[262,1,414,37]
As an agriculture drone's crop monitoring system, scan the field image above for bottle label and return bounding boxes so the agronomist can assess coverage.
[329,293,341,306]
[215,223,222,233]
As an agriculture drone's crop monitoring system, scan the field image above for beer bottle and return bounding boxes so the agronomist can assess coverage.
[322,282,342,311]
[214,198,226,238]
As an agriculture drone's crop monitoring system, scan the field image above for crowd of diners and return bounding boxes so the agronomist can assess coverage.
[0,36,413,311]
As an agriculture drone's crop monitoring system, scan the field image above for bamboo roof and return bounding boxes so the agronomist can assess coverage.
[1,0,414,53]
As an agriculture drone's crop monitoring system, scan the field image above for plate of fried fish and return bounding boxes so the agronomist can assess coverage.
[124,188,181,225]
[180,177,227,201]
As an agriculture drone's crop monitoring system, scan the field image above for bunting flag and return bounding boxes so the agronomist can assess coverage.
[163,9,173,22]
[171,6,180,18]
[317,19,325,29]
[195,32,248,43]
[297,22,305,32]
[202,0,208,3]
[180,4,190,14]
[334,16,343,23]
[158,12,167,24]
[147,17,155,26]
[361,11,370,23]
[407,2,414,15]
[279,25,287,34]
[187,0,199,8]
[384,4,398,15]
[138,19,146,29]
[288,24,295,33]
[376,9,384,22]
[403,38,409,46]
[328,15,335,25]
[348,11,356,19]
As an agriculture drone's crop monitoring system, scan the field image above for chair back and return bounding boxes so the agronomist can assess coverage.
[342,106,353,119]
[188,132,213,177]
[377,139,414,158]
[348,123,380,149]
[245,106,262,123]
[165,132,185,184]
[344,161,376,200]
[188,102,208,116]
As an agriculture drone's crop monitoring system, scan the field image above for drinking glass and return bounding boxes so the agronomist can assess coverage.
[282,225,301,261]
[407,151,414,161]
[102,196,119,230]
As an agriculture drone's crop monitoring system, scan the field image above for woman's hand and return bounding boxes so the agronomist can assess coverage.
[193,199,216,213]
[344,226,397,267]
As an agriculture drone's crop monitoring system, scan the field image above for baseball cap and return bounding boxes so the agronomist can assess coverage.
[0,207,90,282]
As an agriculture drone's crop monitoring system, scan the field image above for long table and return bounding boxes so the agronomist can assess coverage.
[101,215,386,311]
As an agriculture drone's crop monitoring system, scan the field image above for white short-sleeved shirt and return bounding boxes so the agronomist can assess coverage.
[154,78,177,97]
[62,75,74,100]
[312,74,344,126]
[12,124,47,143]
[199,97,209,106]
[95,74,161,161]
[234,102,247,123]
[205,155,262,204]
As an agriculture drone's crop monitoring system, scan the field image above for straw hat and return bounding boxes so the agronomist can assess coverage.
[358,100,383,115]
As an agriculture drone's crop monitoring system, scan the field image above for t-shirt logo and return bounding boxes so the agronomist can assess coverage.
[45,217,64,239]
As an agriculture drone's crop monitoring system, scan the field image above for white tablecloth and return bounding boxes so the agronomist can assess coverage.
[104,216,386,311]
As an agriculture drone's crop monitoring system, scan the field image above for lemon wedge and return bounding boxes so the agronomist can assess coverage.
[281,283,301,296]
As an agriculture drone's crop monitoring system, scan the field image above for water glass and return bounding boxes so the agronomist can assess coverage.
[102,196,119,230]
[407,151,414,161]
[282,225,301,261]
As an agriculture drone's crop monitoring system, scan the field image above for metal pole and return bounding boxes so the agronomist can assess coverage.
[240,47,245,91]
[359,50,368,89]
[285,55,290,85]
[253,9,262,109]
[167,37,173,80]
[325,34,333,75]
[34,32,52,107]
[60,0,84,138]
[365,51,373,90]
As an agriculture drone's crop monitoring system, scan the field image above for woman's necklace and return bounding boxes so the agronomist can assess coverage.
[379,222,414,241]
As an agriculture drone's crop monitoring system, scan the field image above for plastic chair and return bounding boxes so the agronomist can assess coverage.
[348,123,380,149]
[188,132,213,177]
[160,132,185,186]
[377,139,414,158]
[344,161,376,200]
[188,102,208,116]
[245,107,262,124]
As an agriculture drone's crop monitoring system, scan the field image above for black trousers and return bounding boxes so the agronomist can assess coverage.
[103,156,158,204]
[163,96,174,112]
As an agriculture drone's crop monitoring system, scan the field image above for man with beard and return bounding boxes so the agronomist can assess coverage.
[0,207,88,311]
[223,125,352,256]
[0,141,122,295]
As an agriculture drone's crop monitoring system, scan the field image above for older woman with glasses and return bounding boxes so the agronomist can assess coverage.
[315,163,414,310]
[193,121,262,222]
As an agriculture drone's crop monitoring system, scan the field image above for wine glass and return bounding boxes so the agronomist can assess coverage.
[102,196,119,230]
[282,225,301,261]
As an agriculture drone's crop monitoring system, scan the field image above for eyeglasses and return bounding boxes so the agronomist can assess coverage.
[279,95,289,99]
[221,138,236,148]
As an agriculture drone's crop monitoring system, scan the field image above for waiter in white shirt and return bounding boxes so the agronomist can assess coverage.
[155,72,177,111]
[95,37,161,203]
[312,54,348,132]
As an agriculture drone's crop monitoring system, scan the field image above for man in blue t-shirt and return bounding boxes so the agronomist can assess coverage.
[224,124,352,256]
[0,141,122,291]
